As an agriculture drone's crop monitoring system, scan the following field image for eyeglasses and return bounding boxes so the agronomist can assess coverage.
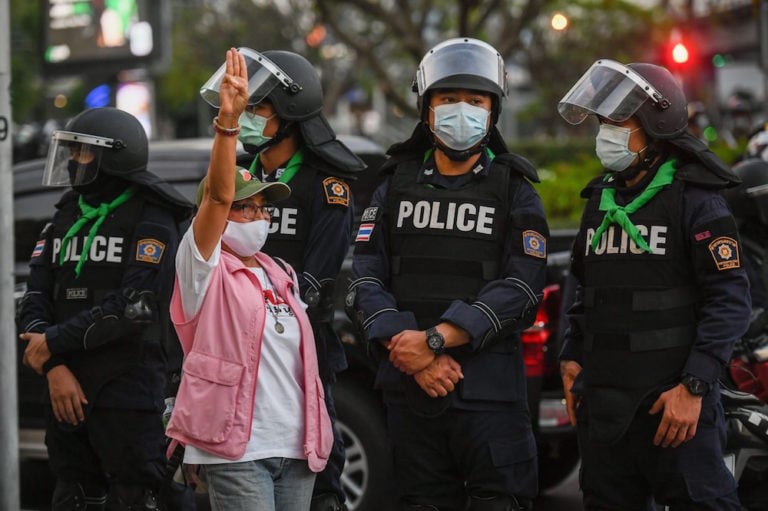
[243,105,276,120]
[230,203,275,219]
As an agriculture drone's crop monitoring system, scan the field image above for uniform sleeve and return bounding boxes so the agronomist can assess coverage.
[683,188,752,383]
[19,221,56,336]
[440,179,550,350]
[299,175,354,302]
[44,204,181,355]
[350,178,418,341]
[559,211,589,364]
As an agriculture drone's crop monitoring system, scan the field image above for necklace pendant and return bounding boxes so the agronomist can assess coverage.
[275,321,285,334]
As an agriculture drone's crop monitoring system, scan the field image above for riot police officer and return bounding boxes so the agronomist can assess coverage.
[19,107,193,510]
[558,60,751,510]
[202,47,366,511]
[348,38,548,511]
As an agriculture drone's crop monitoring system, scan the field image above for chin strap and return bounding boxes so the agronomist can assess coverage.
[430,132,491,162]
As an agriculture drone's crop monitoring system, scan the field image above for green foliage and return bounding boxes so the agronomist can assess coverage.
[10,0,43,121]
[510,139,600,228]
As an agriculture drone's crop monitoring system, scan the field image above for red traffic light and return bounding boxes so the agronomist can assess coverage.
[672,42,689,64]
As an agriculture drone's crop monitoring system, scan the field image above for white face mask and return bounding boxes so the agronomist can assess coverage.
[221,219,270,257]
[595,124,643,172]
[430,102,490,151]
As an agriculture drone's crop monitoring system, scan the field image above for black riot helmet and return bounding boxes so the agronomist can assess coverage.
[64,107,148,177]
[260,50,323,121]
[559,60,687,139]
[414,37,508,123]
[43,107,193,217]
[725,158,768,227]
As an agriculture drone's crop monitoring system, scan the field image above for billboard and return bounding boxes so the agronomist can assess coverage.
[42,0,168,74]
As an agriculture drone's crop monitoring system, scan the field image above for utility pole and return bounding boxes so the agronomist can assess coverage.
[0,0,20,506]
[761,0,768,107]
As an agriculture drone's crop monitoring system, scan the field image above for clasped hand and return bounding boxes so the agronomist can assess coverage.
[20,331,52,375]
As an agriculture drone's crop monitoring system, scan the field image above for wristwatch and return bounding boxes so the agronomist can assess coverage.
[681,374,710,397]
[425,327,445,356]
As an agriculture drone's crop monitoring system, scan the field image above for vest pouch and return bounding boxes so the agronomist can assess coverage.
[459,341,526,403]
[585,385,647,444]
[174,351,244,444]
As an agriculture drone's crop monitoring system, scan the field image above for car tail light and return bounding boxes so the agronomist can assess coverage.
[522,284,561,378]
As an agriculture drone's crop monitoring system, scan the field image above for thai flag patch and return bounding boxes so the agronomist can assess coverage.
[31,240,45,258]
[356,223,375,242]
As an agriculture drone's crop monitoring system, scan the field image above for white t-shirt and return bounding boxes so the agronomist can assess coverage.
[175,223,306,464]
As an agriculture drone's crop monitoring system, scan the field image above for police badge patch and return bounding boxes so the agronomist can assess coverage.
[708,236,740,270]
[136,238,166,264]
[522,230,546,258]
[323,177,350,207]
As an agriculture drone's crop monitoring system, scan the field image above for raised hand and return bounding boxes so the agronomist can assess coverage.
[218,47,250,122]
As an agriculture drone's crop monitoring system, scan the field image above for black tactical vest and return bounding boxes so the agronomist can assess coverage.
[262,163,315,272]
[579,177,698,442]
[49,193,156,402]
[386,158,516,330]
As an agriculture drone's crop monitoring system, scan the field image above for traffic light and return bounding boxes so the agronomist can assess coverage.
[671,42,689,65]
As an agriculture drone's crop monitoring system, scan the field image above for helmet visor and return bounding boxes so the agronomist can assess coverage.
[558,59,663,125]
[200,47,300,108]
[416,39,506,97]
[42,131,115,187]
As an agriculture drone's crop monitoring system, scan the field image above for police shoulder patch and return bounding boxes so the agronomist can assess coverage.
[323,177,350,207]
[708,236,740,270]
[136,238,166,264]
[522,230,546,259]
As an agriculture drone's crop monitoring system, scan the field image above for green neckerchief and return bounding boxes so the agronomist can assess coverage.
[60,186,137,278]
[591,160,677,254]
[248,149,304,183]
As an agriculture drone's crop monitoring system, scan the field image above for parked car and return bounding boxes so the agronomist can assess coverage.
[14,136,577,510]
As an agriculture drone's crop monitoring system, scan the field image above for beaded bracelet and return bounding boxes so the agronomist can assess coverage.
[212,116,240,136]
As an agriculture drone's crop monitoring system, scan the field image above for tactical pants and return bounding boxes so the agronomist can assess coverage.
[577,395,740,510]
[387,403,537,511]
[46,406,166,510]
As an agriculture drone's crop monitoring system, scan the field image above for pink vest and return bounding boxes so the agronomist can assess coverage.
[165,250,333,472]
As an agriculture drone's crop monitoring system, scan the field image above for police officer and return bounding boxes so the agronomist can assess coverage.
[348,38,548,511]
[202,47,366,511]
[557,60,751,510]
[19,107,194,510]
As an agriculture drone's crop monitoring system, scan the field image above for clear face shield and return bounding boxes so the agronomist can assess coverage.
[558,59,666,125]
[199,47,301,108]
[415,39,507,97]
[42,131,115,187]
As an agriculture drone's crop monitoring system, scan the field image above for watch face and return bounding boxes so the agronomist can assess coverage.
[684,376,707,396]
[428,335,443,350]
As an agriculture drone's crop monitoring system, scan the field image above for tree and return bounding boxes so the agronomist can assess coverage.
[310,0,670,138]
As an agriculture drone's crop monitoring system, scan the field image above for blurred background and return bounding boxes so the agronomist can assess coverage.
[9,0,768,227]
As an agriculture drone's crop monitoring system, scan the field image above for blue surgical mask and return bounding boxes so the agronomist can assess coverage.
[430,102,490,151]
[595,124,643,172]
[238,112,275,148]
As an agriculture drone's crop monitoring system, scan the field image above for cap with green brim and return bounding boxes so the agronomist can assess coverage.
[196,166,291,206]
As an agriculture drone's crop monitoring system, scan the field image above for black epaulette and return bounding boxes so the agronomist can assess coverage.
[493,152,540,183]
[55,189,79,209]
[580,174,611,199]
[675,161,735,190]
